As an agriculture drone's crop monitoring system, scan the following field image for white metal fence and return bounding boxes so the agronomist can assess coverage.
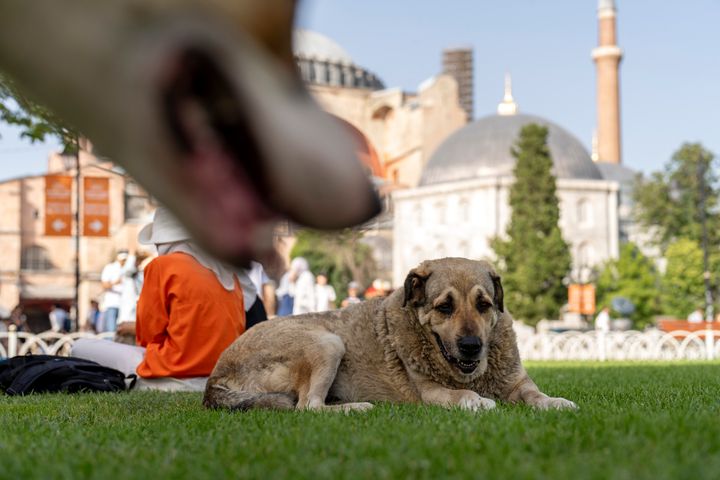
[1,325,719,361]
[0,325,114,358]
[516,328,720,361]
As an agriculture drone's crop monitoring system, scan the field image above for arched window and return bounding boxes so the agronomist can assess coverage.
[577,199,593,226]
[21,245,56,271]
[371,105,393,121]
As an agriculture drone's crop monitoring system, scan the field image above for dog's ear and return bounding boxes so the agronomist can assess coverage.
[403,269,430,308]
[490,272,504,313]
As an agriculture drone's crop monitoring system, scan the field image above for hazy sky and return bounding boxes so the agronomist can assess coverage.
[1,0,718,180]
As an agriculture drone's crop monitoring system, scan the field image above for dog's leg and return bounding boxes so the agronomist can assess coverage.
[410,374,496,411]
[506,369,577,410]
[295,332,374,412]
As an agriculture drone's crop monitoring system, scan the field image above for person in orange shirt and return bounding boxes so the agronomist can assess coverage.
[72,206,246,391]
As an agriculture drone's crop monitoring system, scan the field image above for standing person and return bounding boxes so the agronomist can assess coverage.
[99,250,131,332]
[239,261,272,329]
[595,306,611,332]
[341,281,363,308]
[275,271,294,316]
[687,307,704,323]
[9,305,26,332]
[72,205,246,391]
[291,257,315,315]
[117,252,152,328]
[85,300,101,333]
[48,304,68,333]
[315,273,337,312]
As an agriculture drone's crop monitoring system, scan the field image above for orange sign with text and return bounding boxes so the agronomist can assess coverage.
[45,175,73,236]
[568,284,596,315]
[82,177,110,237]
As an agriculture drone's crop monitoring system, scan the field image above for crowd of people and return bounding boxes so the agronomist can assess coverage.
[63,206,394,391]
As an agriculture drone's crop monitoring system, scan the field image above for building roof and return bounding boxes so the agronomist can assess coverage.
[293,29,353,64]
[420,114,603,186]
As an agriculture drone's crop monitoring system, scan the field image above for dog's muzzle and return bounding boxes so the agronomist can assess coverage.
[433,333,481,375]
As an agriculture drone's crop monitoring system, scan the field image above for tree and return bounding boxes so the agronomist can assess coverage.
[595,243,660,329]
[660,238,720,319]
[290,229,377,302]
[491,124,572,325]
[0,74,78,150]
[633,143,718,248]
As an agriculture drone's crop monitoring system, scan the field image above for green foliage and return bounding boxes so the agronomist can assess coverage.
[633,143,718,248]
[491,124,572,325]
[2,363,720,479]
[290,229,376,301]
[660,238,720,318]
[596,243,660,328]
[0,74,78,151]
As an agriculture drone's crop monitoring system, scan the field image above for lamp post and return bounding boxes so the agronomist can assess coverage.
[61,140,81,331]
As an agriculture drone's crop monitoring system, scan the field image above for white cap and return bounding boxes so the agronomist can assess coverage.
[138,205,191,245]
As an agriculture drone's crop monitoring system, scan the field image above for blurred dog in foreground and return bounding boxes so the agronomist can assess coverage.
[204,258,577,412]
[0,1,380,265]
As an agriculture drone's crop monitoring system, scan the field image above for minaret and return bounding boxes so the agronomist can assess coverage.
[497,73,518,116]
[592,0,623,164]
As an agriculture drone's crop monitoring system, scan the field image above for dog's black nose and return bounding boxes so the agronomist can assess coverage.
[457,336,482,358]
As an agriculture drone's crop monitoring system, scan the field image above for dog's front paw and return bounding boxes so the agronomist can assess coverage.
[456,390,496,411]
[534,396,577,410]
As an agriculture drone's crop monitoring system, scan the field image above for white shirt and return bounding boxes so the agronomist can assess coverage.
[238,262,270,311]
[292,271,316,315]
[595,310,610,332]
[48,307,67,332]
[688,310,704,323]
[315,284,337,312]
[100,261,125,309]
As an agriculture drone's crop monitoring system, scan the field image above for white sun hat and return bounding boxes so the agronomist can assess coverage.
[138,205,191,246]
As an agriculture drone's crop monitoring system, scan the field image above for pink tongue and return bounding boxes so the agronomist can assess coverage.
[184,145,276,258]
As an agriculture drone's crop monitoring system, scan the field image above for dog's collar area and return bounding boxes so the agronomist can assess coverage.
[432,333,479,375]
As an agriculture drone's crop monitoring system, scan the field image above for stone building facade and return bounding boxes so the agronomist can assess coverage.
[0,145,153,330]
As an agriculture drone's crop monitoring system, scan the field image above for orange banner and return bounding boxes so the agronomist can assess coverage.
[45,175,73,236]
[82,177,110,237]
[568,284,596,315]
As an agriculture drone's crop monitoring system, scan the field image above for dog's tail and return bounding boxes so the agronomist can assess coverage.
[203,382,296,411]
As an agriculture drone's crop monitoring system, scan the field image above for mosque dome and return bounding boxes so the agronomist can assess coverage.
[420,113,602,186]
[293,30,354,65]
[293,29,384,90]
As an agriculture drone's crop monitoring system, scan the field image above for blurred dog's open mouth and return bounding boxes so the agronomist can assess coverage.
[432,333,480,374]
[161,47,275,223]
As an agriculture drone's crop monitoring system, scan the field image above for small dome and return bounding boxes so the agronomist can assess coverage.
[420,114,602,186]
[293,29,353,64]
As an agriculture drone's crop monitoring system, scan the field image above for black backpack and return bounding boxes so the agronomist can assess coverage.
[0,355,135,395]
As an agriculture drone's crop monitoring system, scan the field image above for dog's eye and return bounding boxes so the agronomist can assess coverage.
[436,301,453,315]
[476,299,492,312]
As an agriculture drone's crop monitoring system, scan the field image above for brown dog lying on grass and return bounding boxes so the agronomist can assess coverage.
[204,258,577,412]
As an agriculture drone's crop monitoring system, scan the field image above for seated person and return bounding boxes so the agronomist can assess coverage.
[72,206,246,391]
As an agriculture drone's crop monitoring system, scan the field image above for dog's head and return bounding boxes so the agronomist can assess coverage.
[403,258,504,382]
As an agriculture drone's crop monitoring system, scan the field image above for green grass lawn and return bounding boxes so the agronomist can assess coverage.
[1,362,719,480]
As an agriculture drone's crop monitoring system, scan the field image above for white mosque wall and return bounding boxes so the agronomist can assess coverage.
[392,177,620,286]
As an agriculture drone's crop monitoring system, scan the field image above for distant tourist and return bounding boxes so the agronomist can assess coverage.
[595,306,611,333]
[85,300,101,333]
[239,261,272,329]
[314,273,337,312]
[291,257,315,315]
[341,281,363,308]
[687,307,704,324]
[275,271,294,316]
[48,304,69,333]
[99,250,131,332]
